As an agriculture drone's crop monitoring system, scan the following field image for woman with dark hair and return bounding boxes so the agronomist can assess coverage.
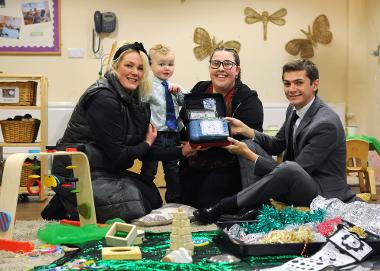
[41,42,196,223]
[179,47,264,209]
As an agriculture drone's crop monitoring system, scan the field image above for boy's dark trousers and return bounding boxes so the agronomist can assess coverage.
[141,131,181,203]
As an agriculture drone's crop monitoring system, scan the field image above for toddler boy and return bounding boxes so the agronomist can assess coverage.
[141,44,188,203]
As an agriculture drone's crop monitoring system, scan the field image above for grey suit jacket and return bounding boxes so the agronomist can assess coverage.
[253,96,354,201]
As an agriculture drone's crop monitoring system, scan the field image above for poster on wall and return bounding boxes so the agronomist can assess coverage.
[0,0,60,55]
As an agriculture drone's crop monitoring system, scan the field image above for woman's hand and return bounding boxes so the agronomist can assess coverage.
[223,137,258,161]
[145,123,157,146]
[224,117,255,138]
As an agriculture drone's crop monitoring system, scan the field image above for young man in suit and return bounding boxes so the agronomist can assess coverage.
[194,59,357,224]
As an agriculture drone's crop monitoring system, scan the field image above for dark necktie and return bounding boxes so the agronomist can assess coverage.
[286,111,299,161]
[162,80,177,131]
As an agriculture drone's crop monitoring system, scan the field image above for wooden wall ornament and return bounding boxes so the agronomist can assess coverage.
[193,27,241,61]
[285,14,333,59]
[244,7,287,41]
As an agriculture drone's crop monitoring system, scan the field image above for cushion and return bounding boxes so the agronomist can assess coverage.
[132,203,196,226]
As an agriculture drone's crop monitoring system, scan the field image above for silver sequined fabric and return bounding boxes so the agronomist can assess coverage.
[310,196,380,237]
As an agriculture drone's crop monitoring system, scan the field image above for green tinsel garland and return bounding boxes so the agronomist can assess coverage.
[241,205,326,234]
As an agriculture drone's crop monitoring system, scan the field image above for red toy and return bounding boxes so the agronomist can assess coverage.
[0,239,34,253]
[60,219,107,227]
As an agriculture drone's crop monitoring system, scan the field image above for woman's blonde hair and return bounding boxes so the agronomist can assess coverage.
[109,41,152,101]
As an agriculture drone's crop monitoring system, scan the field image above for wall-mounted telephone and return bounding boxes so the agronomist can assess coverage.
[94,11,116,33]
[92,11,116,54]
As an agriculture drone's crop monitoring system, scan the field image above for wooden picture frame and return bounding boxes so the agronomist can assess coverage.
[0,0,60,55]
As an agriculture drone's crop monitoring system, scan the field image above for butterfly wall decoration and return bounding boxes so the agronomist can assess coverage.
[193,27,241,61]
[285,14,333,59]
[244,7,287,41]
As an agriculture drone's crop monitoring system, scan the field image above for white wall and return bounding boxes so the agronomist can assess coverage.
[0,0,347,103]
[1,101,345,154]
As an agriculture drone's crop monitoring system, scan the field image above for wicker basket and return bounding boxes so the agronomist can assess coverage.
[20,162,33,187]
[20,159,40,187]
[0,119,40,143]
[0,81,37,106]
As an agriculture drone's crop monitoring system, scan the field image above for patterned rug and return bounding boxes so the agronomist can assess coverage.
[0,219,217,271]
[0,220,62,271]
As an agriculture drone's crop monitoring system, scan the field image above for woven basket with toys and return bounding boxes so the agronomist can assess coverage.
[0,114,40,143]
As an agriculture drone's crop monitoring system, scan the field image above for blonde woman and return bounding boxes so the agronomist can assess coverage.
[42,42,196,223]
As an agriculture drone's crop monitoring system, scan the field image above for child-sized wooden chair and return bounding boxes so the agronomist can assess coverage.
[346,139,377,201]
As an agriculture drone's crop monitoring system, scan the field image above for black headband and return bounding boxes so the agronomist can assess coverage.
[113,42,148,61]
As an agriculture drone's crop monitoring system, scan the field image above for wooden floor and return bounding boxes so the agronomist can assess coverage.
[11,185,380,221]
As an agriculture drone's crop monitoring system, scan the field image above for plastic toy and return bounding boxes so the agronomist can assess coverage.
[0,239,34,253]
[60,219,107,227]
[0,211,11,232]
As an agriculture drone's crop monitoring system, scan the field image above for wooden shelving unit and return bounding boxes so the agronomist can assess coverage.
[0,74,48,201]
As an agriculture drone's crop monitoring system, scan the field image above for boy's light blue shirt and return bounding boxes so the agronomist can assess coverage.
[144,75,188,132]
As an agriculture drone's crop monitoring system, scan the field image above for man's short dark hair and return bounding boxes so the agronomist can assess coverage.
[282,59,319,84]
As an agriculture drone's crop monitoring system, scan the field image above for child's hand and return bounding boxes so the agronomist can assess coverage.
[179,141,201,157]
[145,123,157,146]
[169,83,182,94]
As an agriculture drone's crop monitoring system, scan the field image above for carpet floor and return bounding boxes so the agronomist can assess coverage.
[0,220,63,271]
[0,219,217,270]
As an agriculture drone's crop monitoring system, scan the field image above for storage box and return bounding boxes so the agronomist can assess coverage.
[184,93,231,148]
[0,118,40,143]
[0,81,37,106]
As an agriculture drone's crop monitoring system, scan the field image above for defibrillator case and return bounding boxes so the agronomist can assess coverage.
[184,93,231,148]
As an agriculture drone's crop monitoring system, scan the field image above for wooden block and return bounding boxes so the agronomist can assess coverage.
[105,222,137,247]
[102,246,142,260]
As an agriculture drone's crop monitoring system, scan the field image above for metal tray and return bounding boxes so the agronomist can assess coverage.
[216,221,380,257]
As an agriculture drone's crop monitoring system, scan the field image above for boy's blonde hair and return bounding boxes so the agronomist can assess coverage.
[109,41,152,101]
[149,44,173,60]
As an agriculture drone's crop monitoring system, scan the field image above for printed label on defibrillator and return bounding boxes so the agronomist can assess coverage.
[200,119,228,135]
[189,110,216,119]
[189,118,229,142]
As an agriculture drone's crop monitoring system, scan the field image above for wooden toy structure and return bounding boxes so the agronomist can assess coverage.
[167,207,194,255]
[105,222,137,247]
[0,151,97,240]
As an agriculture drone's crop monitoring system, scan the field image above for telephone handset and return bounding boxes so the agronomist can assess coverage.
[94,11,116,33]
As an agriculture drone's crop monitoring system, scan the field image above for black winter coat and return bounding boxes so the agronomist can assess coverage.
[179,80,264,169]
[61,72,151,172]
[179,80,264,208]
[49,72,179,222]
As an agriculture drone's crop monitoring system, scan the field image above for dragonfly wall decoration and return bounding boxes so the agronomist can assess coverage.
[244,7,287,41]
